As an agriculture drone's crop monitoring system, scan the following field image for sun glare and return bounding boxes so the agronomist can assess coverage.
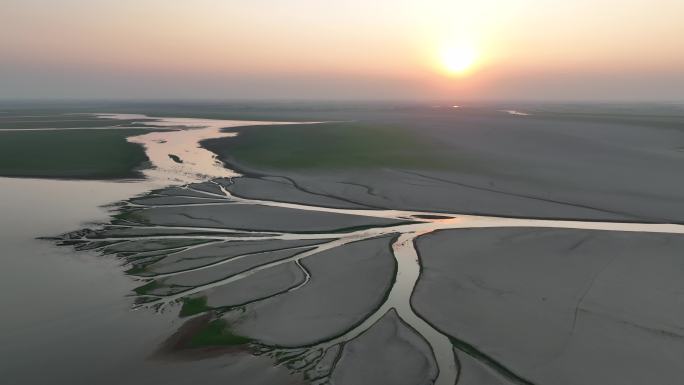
[440,46,477,75]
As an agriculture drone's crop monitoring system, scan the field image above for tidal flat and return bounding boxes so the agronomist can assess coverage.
[204,104,684,222]
[1,102,684,385]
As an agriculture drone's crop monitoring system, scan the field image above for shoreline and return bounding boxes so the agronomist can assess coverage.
[97,113,322,186]
[4,109,684,385]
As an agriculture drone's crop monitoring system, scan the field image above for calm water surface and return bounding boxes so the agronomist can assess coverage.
[0,178,280,385]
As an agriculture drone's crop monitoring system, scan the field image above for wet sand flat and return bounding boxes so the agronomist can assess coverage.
[3,103,684,385]
[203,107,684,222]
[414,228,684,384]
[55,174,684,385]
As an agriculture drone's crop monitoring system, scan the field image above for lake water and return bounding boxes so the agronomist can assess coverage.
[0,112,318,384]
[0,177,295,385]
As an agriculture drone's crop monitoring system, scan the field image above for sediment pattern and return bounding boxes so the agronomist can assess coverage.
[54,176,684,385]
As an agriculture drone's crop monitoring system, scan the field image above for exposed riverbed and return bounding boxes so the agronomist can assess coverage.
[45,114,684,385]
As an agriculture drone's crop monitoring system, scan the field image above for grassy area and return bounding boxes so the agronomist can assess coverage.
[133,280,161,295]
[203,122,457,171]
[180,296,212,317]
[0,118,142,130]
[0,129,149,179]
[189,319,251,347]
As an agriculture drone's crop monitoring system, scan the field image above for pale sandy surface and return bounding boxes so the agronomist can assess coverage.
[414,228,684,385]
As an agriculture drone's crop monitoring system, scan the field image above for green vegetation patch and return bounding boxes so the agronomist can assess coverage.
[113,209,151,225]
[133,280,162,295]
[189,319,251,347]
[203,122,459,171]
[125,263,151,276]
[0,117,142,130]
[179,296,212,317]
[0,129,150,179]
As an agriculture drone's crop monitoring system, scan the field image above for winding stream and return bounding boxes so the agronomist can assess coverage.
[59,114,684,385]
[97,113,315,185]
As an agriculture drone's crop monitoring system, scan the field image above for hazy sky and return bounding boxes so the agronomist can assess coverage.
[2,0,683,101]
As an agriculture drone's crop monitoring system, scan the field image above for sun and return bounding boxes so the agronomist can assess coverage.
[440,45,477,75]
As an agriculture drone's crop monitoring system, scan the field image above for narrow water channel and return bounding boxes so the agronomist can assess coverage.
[57,114,684,384]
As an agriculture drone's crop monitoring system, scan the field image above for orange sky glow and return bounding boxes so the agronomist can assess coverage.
[2,0,683,100]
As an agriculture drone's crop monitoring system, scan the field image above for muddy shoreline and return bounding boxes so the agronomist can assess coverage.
[6,109,683,385]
